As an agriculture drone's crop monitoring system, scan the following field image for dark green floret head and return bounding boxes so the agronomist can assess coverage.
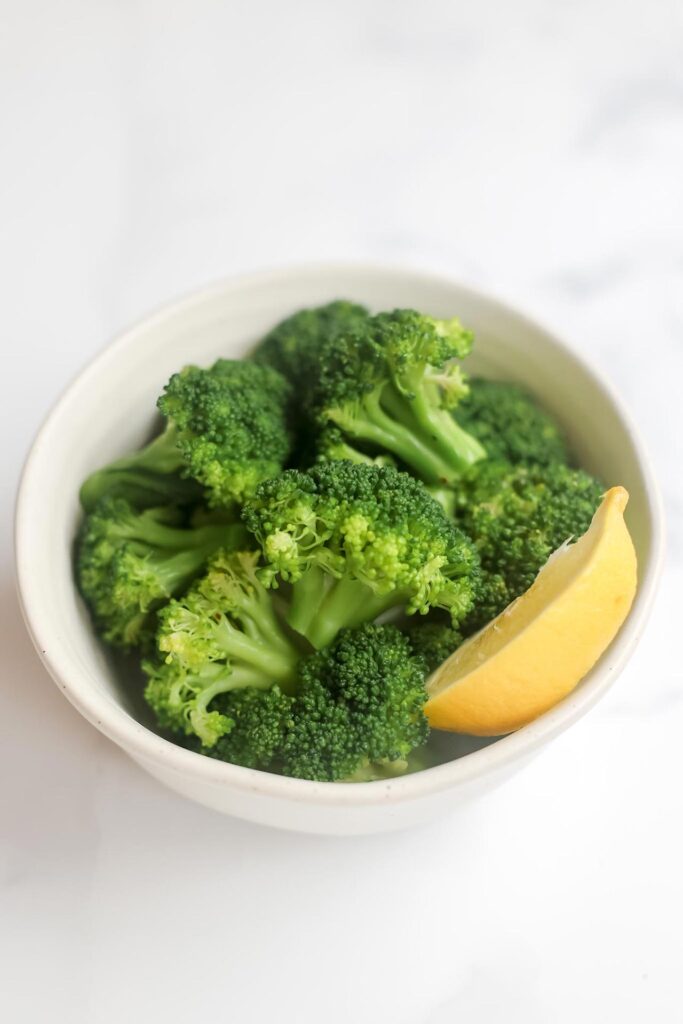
[252,300,370,386]
[204,686,294,771]
[404,617,463,673]
[158,359,292,507]
[282,624,430,782]
[457,378,570,466]
[457,460,604,633]
[80,359,292,511]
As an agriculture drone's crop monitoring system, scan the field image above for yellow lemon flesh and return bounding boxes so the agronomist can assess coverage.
[425,486,637,736]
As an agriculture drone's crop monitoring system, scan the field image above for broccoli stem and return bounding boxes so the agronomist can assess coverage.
[331,390,457,485]
[410,383,486,469]
[186,666,271,745]
[380,383,485,479]
[79,424,196,510]
[286,565,328,637]
[214,615,299,689]
[144,542,234,597]
[304,577,398,649]
[124,516,240,552]
[192,667,272,716]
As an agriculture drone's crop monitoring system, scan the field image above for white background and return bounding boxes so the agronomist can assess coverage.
[1,2,682,1021]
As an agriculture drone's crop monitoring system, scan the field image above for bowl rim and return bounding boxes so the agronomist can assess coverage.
[14,262,666,808]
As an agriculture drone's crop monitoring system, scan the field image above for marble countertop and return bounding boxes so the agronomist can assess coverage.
[2,1,681,1021]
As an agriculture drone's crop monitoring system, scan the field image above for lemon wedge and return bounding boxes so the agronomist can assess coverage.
[425,486,637,735]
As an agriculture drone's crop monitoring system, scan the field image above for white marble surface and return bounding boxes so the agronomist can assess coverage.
[1,1,682,1020]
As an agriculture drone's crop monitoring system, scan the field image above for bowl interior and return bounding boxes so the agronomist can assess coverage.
[16,265,660,785]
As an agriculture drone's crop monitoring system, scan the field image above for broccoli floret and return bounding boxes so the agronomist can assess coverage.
[281,624,430,781]
[458,460,604,632]
[76,497,244,649]
[457,378,569,466]
[252,300,370,387]
[202,624,431,781]
[80,360,292,511]
[143,550,301,747]
[205,686,294,770]
[304,310,486,486]
[243,461,480,650]
[404,618,463,672]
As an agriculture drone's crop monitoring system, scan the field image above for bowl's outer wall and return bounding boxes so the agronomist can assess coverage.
[16,266,663,834]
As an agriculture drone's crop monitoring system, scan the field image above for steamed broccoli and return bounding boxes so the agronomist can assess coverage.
[314,425,395,468]
[404,618,463,673]
[80,360,292,511]
[143,550,301,747]
[204,624,430,781]
[76,496,244,648]
[203,685,294,771]
[242,461,480,650]
[304,310,486,485]
[281,624,429,781]
[457,378,569,466]
[457,460,604,632]
[252,300,370,387]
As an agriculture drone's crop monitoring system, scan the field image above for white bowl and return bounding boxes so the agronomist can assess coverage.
[15,265,664,835]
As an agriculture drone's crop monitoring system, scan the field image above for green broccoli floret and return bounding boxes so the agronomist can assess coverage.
[304,310,486,486]
[457,461,604,633]
[80,360,292,511]
[243,461,480,650]
[252,300,370,386]
[201,624,431,781]
[76,496,245,649]
[404,618,463,673]
[205,686,294,770]
[143,550,301,747]
[281,624,430,782]
[457,378,569,466]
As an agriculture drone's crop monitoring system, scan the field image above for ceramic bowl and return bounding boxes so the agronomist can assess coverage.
[15,265,664,834]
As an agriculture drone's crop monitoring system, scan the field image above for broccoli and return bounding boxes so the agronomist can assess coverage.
[281,624,429,781]
[457,460,604,632]
[80,360,292,511]
[404,617,463,673]
[204,685,294,770]
[252,300,370,387]
[143,550,301,747]
[76,496,245,649]
[314,425,396,468]
[242,461,480,650]
[457,378,569,466]
[203,624,430,782]
[304,310,486,486]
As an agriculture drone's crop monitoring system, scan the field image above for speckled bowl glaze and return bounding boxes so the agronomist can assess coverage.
[15,265,664,834]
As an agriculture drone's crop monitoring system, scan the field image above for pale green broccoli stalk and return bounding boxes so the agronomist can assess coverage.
[305,310,486,485]
[242,461,480,650]
[314,425,396,468]
[80,360,292,511]
[143,550,301,747]
[76,496,245,649]
[457,378,570,466]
